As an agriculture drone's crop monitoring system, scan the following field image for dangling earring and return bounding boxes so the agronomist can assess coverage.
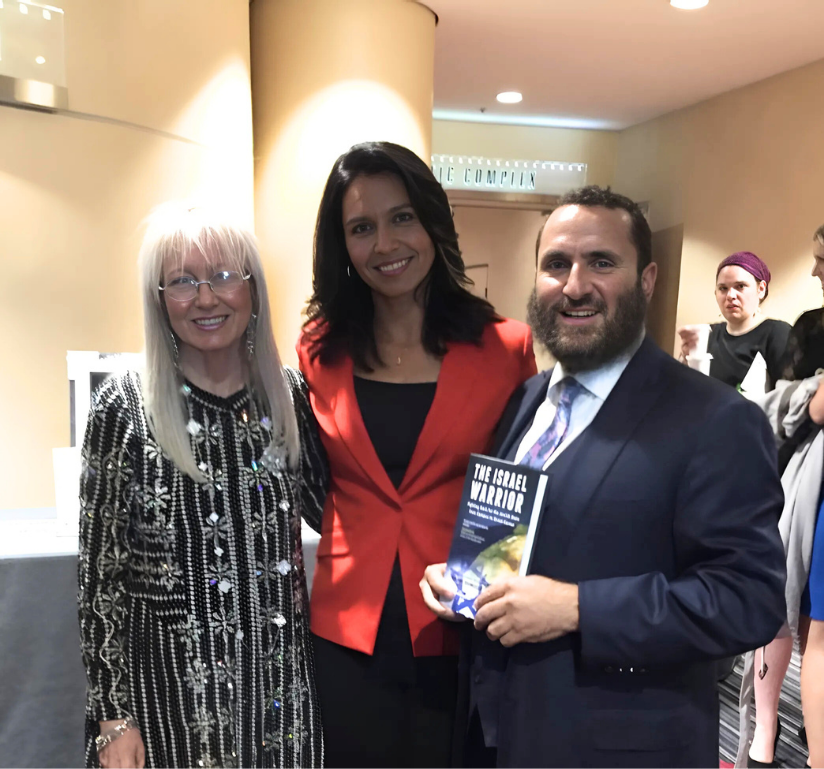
[170,331,179,361]
[347,265,351,278]
[246,313,257,358]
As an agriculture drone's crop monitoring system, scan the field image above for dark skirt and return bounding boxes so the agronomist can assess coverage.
[312,562,458,768]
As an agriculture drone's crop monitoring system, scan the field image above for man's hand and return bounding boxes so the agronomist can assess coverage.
[419,563,465,622]
[97,722,145,769]
[474,576,579,647]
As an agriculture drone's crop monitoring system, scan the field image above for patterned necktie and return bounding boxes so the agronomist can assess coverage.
[520,377,584,469]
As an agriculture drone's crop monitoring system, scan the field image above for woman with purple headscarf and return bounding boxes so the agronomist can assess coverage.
[680,251,791,391]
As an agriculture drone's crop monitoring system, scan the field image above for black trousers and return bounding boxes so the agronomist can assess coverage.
[462,710,497,769]
[312,633,458,768]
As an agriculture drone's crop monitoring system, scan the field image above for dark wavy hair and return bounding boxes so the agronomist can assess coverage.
[535,186,652,275]
[303,141,499,370]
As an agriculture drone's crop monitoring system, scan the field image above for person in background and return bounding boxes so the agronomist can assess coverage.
[78,203,326,768]
[680,255,790,683]
[679,251,791,391]
[298,141,536,768]
[781,229,824,382]
[740,224,824,769]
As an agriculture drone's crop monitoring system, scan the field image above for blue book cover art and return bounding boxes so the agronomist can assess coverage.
[441,454,550,618]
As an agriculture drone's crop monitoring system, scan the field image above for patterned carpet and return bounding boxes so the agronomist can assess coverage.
[719,649,809,768]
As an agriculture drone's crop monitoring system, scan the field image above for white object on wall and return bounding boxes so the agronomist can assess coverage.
[67,351,144,446]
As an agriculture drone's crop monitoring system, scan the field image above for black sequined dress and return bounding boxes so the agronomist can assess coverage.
[77,368,326,768]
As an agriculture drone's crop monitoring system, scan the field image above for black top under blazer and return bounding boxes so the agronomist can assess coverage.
[459,337,787,768]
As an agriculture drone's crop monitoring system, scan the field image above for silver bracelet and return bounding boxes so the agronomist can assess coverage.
[95,717,138,753]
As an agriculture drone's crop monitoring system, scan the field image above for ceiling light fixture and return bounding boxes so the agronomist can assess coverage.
[670,0,708,8]
[35,55,45,64]
[496,91,523,104]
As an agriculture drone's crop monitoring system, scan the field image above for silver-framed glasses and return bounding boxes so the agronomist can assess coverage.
[160,271,251,302]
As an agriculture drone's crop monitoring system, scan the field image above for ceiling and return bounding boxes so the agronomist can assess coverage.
[428,0,824,130]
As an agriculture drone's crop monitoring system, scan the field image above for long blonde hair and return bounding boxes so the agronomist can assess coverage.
[138,201,298,481]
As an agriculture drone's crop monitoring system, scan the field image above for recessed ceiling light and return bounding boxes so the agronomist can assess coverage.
[43,8,51,19]
[671,0,708,8]
[35,56,45,64]
[496,91,523,104]
[19,3,28,13]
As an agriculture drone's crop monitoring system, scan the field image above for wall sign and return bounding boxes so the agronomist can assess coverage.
[431,155,587,196]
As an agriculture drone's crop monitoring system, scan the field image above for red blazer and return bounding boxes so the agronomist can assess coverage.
[297,318,537,657]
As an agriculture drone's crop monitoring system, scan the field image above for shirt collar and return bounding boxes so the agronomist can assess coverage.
[547,332,646,402]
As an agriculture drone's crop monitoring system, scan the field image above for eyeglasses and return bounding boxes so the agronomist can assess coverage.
[159,271,251,302]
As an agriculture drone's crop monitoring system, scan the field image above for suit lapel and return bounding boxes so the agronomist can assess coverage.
[399,341,486,494]
[330,356,401,505]
[498,370,553,461]
[538,339,668,566]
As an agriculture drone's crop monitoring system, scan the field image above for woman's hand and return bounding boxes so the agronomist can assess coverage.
[677,325,698,360]
[97,721,145,769]
[809,378,824,425]
[419,563,465,622]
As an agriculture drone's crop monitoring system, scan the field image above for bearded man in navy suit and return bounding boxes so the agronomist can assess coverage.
[421,185,786,768]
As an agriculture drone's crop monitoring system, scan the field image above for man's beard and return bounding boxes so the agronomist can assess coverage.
[527,280,648,373]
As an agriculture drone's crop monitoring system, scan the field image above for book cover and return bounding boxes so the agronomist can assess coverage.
[441,454,550,618]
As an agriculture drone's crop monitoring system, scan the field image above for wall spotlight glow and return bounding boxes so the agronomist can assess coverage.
[670,0,708,8]
[19,2,28,13]
[35,55,45,64]
[496,91,523,104]
[43,8,50,19]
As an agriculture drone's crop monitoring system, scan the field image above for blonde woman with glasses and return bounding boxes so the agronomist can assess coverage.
[77,203,327,769]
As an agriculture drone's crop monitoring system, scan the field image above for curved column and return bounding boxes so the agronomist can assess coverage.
[251,0,436,360]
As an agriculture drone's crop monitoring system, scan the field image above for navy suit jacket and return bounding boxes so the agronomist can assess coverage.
[461,337,787,768]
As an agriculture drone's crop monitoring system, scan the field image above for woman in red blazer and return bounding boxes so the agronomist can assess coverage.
[298,142,536,768]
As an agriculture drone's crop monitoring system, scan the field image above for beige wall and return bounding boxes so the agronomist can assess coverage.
[0,0,254,511]
[614,59,824,352]
[647,225,684,351]
[432,120,619,189]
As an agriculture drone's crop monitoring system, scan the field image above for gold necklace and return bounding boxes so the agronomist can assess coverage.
[376,338,416,367]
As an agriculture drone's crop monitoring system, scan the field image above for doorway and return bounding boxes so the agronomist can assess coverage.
[452,199,553,368]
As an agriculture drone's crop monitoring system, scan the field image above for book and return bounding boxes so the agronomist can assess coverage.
[441,454,550,618]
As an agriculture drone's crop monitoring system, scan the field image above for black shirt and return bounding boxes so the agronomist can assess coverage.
[353,376,437,681]
[708,318,792,390]
[354,376,437,488]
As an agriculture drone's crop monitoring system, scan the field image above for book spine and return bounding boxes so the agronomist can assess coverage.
[519,473,548,577]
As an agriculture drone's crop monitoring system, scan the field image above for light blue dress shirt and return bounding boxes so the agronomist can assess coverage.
[514,335,646,470]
